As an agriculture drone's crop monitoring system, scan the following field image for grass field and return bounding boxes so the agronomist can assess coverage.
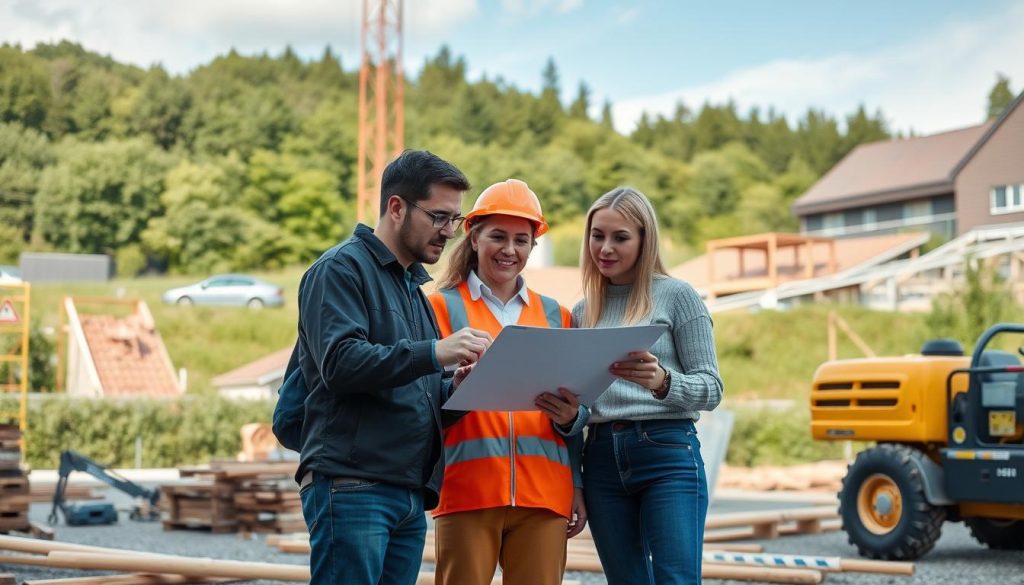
[22,268,944,399]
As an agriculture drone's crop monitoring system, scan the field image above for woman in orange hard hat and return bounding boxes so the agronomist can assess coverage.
[428,179,588,585]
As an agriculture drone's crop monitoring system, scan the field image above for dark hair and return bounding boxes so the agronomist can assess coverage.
[379,149,470,217]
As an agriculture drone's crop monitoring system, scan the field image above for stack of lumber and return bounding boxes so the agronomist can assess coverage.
[704,506,842,542]
[718,461,847,492]
[0,425,29,534]
[232,478,303,534]
[160,480,236,534]
[162,461,298,534]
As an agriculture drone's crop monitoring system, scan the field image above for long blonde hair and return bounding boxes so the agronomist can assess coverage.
[437,219,489,290]
[580,187,667,328]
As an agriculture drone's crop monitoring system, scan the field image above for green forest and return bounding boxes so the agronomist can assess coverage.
[1,41,1016,274]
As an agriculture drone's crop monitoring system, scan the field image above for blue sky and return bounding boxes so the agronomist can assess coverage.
[3,0,1023,135]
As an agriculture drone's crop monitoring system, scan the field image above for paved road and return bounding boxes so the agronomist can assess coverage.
[5,499,1022,584]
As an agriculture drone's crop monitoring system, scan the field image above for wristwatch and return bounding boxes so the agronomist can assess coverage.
[651,365,670,399]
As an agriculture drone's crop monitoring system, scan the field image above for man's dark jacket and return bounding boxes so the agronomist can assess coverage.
[295,224,449,509]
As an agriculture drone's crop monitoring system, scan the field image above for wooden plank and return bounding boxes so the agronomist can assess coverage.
[25,575,237,585]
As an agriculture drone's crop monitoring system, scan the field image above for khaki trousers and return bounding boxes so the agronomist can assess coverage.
[434,506,568,585]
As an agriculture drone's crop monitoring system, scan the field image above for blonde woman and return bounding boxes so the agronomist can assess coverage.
[540,186,723,584]
[427,179,587,585]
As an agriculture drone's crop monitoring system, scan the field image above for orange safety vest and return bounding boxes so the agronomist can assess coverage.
[428,281,574,519]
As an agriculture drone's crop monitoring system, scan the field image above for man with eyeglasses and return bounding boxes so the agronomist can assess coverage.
[294,149,494,584]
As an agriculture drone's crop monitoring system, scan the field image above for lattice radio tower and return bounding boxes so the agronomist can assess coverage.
[356,0,404,225]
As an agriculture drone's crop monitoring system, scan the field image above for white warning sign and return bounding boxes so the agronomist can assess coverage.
[0,299,18,324]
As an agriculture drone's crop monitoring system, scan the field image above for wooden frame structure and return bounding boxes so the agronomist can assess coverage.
[706,233,838,300]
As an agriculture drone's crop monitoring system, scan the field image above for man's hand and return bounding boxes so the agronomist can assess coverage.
[535,388,580,427]
[436,327,493,367]
[567,488,588,538]
[451,364,474,392]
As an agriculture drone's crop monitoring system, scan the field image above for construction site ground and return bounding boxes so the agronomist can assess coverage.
[3,484,1021,585]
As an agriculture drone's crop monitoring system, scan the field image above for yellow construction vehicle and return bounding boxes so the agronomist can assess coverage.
[810,323,1024,559]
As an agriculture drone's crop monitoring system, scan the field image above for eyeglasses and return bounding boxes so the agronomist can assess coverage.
[407,200,466,230]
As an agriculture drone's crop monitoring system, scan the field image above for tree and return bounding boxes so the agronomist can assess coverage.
[34,138,175,254]
[987,74,1015,120]
[453,82,498,145]
[530,58,563,143]
[841,105,889,158]
[243,150,351,262]
[0,122,53,255]
[600,100,614,130]
[130,67,191,149]
[795,109,842,175]
[631,113,655,147]
[0,46,51,130]
[141,157,298,273]
[568,81,591,120]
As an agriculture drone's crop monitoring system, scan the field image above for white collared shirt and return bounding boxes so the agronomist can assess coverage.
[467,270,529,326]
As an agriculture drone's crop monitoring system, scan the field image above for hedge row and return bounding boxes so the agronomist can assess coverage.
[11,396,273,469]
[9,396,851,470]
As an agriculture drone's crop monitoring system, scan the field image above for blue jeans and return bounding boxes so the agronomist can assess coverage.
[300,473,427,585]
[583,419,708,585]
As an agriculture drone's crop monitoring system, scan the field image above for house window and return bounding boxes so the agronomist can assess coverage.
[991,184,1024,215]
[862,208,877,228]
[823,213,843,231]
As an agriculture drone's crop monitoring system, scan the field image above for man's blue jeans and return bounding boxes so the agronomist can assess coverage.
[300,473,427,585]
[583,419,709,585]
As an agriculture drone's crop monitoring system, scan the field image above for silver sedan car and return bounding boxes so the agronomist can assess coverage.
[162,274,284,308]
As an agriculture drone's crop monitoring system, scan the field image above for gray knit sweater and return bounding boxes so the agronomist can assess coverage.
[572,276,724,423]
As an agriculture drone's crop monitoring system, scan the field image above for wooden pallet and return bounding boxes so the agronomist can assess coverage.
[0,426,28,534]
[163,461,300,534]
[161,482,236,533]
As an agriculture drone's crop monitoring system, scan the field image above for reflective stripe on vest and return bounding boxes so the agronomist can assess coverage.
[446,435,569,467]
[439,287,470,331]
[515,436,570,466]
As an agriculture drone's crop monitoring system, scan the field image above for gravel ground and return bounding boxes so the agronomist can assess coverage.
[3,499,1022,584]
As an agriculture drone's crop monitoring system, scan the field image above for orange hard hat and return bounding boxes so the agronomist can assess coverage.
[464,179,549,237]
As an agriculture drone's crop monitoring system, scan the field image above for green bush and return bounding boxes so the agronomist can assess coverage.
[0,321,54,392]
[548,217,584,267]
[115,244,148,278]
[726,406,857,466]
[12,395,273,469]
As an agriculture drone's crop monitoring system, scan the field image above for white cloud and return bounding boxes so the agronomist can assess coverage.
[1,0,478,73]
[500,0,583,17]
[612,2,1024,136]
[612,6,639,25]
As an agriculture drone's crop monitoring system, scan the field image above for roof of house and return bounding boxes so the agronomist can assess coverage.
[79,312,181,398]
[212,346,293,389]
[792,123,992,215]
[951,90,1024,177]
[669,232,928,293]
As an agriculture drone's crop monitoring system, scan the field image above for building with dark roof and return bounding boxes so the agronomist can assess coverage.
[793,92,1024,239]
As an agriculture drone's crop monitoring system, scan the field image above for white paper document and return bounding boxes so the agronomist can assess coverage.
[442,324,669,411]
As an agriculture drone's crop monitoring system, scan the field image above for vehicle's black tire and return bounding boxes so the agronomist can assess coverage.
[965,517,1024,550]
[839,443,946,560]
[246,298,264,309]
[176,296,193,306]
